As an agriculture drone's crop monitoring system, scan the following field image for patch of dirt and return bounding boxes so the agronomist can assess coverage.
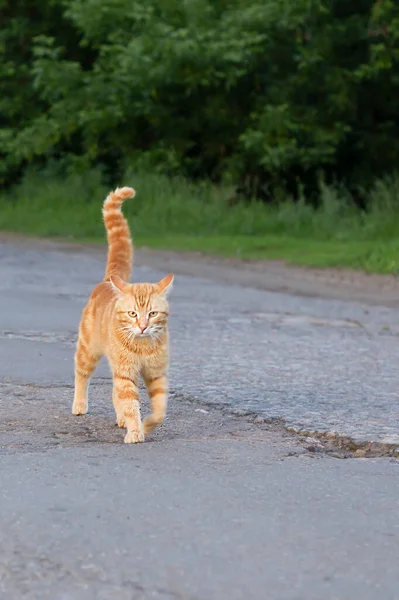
[0,381,304,456]
[1,382,397,460]
[292,430,399,460]
[177,394,399,460]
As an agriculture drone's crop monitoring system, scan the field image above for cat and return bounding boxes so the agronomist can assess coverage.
[72,186,174,443]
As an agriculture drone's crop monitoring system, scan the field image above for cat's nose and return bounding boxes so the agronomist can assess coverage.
[139,326,148,333]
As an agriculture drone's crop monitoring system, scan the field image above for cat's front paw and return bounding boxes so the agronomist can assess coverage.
[124,430,145,444]
[72,401,88,415]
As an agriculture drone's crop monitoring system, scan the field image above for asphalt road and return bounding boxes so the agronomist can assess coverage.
[0,236,398,600]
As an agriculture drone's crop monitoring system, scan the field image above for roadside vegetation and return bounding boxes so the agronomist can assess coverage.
[1,0,399,273]
[2,168,399,273]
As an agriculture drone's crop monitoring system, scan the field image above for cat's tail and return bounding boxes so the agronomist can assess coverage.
[103,186,135,282]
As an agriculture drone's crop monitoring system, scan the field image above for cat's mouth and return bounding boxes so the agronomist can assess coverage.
[137,330,152,337]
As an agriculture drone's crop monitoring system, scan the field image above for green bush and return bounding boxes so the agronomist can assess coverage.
[1,0,399,199]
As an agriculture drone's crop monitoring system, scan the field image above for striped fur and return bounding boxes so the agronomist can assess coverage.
[103,186,135,281]
[72,186,174,443]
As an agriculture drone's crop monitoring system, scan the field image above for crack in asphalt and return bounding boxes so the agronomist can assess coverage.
[2,380,395,460]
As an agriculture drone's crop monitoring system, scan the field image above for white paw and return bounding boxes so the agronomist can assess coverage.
[72,402,88,415]
[124,430,145,444]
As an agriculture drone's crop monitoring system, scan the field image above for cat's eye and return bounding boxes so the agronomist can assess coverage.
[128,311,137,318]
[148,311,158,317]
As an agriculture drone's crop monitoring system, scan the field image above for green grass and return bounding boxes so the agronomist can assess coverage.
[1,167,399,274]
[135,234,399,273]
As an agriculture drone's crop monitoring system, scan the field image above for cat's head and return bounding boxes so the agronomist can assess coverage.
[109,273,173,340]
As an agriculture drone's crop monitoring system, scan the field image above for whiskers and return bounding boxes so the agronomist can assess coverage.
[117,324,165,345]
[117,325,137,346]
[147,324,165,341]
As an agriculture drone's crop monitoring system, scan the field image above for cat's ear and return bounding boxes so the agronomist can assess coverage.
[157,273,174,296]
[109,275,128,294]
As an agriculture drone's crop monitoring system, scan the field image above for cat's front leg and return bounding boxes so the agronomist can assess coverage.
[113,372,144,443]
[142,373,168,435]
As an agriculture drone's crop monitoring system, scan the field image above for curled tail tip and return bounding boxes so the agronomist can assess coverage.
[114,186,136,200]
[103,186,136,209]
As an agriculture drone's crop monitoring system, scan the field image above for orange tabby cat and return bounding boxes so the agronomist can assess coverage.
[72,186,174,443]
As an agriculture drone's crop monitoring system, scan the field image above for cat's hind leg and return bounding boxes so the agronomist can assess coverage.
[72,340,100,416]
[113,387,125,428]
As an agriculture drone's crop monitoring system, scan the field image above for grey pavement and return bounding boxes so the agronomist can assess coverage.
[1,238,398,444]
[0,237,398,600]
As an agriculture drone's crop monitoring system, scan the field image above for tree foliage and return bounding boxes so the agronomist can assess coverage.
[1,0,399,199]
